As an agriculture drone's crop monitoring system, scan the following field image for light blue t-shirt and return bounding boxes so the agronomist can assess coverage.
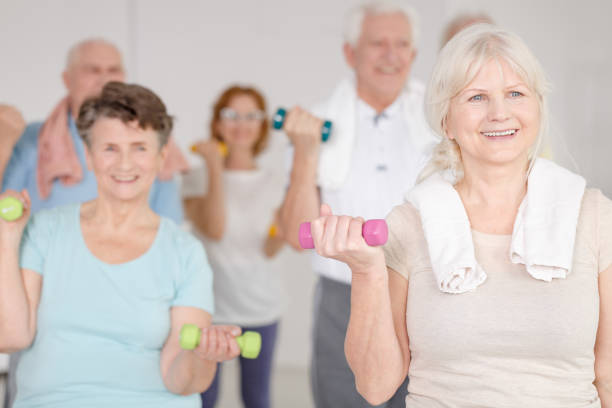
[2,116,183,223]
[15,204,214,408]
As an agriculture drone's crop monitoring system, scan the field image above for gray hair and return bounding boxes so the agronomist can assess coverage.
[77,82,173,150]
[343,0,419,47]
[65,38,123,70]
[421,24,551,182]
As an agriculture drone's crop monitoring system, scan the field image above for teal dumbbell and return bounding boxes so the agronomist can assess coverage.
[179,324,261,359]
[273,108,333,142]
[0,196,23,221]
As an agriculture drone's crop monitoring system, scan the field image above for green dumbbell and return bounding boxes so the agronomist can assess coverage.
[273,108,333,142]
[0,196,23,221]
[179,324,261,359]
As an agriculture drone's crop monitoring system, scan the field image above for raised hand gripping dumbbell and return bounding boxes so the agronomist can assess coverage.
[298,219,388,249]
[0,196,23,221]
[273,108,333,142]
[179,324,261,359]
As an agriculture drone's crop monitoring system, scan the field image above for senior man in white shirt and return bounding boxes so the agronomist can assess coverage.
[279,1,438,407]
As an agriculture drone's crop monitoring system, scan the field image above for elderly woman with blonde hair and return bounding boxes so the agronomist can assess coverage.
[307,24,612,407]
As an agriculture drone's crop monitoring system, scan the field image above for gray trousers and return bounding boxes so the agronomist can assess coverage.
[311,276,409,408]
[4,351,19,408]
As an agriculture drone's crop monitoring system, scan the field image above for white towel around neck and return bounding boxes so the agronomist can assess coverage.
[407,159,586,294]
[311,77,436,190]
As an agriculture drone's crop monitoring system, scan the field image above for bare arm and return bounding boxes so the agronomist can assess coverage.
[0,190,41,352]
[278,107,323,250]
[263,230,285,258]
[160,306,241,395]
[183,141,225,240]
[596,264,612,406]
[310,204,410,404]
[345,267,410,405]
[0,148,12,190]
[0,105,26,189]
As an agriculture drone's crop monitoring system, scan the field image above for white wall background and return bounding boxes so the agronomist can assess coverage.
[1,0,612,373]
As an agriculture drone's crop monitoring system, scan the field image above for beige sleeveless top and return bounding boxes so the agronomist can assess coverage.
[384,189,612,407]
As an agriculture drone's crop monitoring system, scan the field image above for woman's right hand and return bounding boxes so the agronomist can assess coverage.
[310,204,386,277]
[0,189,31,248]
[0,105,26,153]
[191,139,224,171]
[193,325,242,362]
[283,106,323,157]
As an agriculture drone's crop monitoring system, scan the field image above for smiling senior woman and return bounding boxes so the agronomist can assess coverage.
[307,24,612,407]
[0,82,241,408]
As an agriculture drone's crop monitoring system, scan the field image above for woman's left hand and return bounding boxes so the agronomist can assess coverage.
[193,325,242,362]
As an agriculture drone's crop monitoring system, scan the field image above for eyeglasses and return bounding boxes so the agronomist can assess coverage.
[220,107,265,123]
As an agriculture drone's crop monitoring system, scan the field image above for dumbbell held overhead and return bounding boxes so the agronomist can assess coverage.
[273,108,333,142]
[179,324,261,359]
[0,196,24,221]
[298,219,388,249]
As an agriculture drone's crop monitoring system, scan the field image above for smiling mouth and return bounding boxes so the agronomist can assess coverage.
[481,129,518,137]
[112,175,139,183]
[377,66,400,74]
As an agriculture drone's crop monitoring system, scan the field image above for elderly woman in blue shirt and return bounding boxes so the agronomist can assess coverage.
[0,82,240,408]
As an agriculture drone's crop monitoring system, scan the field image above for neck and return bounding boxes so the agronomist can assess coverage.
[456,158,529,209]
[82,194,156,231]
[225,148,256,170]
[356,85,402,114]
[69,100,81,120]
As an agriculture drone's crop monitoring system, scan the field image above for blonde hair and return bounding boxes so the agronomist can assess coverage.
[421,24,551,182]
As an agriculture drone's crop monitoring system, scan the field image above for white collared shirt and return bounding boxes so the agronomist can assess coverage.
[313,95,433,284]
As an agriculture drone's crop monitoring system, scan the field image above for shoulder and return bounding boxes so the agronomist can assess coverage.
[25,203,78,244]
[159,217,205,255]
[576,188,611,253]
[31,203,76,224]
[12,121,42,158]
[386,201,424,242]
[580,188,604,210]
[577,188,612,273]
[577,188,610,220]
[584,188,612,226]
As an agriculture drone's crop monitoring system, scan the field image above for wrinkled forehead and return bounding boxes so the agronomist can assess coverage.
[359,12,413,42]
[458,55,532,95]
[90,117,153,141]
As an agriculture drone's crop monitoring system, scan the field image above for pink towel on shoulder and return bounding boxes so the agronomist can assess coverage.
[36,97,83,199]
[36,97,189,199]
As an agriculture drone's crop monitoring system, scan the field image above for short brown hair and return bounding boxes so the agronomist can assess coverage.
[210,85,269,156]
[77,81,173,148]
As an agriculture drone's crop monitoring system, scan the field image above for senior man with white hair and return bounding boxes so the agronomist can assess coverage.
[279,1,437,407]
[1,38,187,408]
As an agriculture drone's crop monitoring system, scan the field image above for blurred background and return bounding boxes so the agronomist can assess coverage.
[1,0,611,406]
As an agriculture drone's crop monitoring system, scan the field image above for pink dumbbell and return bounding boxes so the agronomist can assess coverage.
[298,219,388,249]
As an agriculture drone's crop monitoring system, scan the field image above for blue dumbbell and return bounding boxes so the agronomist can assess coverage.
[273,108,332,142]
